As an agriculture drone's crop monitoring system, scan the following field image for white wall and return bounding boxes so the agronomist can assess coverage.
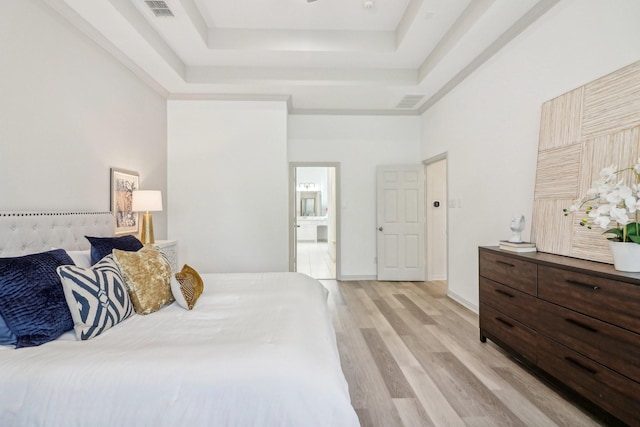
[289,115,421,279]
[0,0,168,236]
[168,100,289,273]
[421,0,640,309]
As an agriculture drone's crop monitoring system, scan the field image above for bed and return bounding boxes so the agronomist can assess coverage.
[0,212,359,427]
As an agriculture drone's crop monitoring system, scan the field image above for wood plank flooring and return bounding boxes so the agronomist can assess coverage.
[322,279,605,427]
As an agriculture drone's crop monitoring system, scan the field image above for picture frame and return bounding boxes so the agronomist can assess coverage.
[110,168,139,235]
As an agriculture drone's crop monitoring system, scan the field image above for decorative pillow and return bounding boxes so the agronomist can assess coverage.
[0,249,74,348]
[85,235,143,265]
[171,264,204,310]
[57,255,135,340]
[65,250,92,268]
[0,314,17,346]
[112,246,173,315]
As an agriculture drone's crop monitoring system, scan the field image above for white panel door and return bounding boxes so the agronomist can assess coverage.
[376,165,425,281]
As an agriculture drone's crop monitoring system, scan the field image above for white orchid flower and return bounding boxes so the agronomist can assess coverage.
[625,196,640,213]
[565,163,640,232]
[593,215,611,229]
[606,185,632,204]
[610,206,631,225]
[599,165,617,182]
[588,204,609,220]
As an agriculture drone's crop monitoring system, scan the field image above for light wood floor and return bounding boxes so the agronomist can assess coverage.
[322,279,605,427]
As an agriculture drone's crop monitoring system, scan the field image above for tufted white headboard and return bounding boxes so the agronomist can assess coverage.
[0,212,115,257]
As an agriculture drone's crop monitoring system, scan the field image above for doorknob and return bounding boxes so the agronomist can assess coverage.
[378,227,383,231]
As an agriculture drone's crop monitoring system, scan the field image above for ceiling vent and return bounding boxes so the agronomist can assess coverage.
[396,94,424,109]
[144,1,174,17]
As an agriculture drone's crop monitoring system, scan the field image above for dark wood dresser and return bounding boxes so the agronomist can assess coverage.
[479,246,640,426]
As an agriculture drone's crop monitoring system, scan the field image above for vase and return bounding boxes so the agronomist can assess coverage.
[608,241,640,272]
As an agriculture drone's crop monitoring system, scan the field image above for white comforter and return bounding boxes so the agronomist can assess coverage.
[0,272,359,427]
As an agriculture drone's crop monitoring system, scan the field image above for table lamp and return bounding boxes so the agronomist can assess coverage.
[132,190,162,244]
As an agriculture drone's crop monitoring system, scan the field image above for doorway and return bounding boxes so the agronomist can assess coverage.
[289,163,340,279]
[424,155,448,282]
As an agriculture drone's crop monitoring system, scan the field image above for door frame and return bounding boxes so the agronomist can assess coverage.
[289,162,341,280]
[423,152,449,283]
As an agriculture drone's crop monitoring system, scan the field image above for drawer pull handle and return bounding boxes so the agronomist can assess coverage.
[495,289,514,298]
[566,279,600,291]
[564,356,597,375]
[495,317,514,328]
[565,318,598,333]
[495,260,515,268]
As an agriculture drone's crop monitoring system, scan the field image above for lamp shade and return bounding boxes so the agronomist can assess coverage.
[132,190,163,212]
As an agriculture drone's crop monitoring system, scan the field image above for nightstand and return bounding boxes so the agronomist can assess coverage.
[154,240,178,272]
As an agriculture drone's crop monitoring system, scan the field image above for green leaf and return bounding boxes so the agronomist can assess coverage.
[625,222,640,237]
[602,228,623,242]
[628,234,640,244]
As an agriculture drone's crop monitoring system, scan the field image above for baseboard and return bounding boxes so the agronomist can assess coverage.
[447,290,478,314]
[338,275,377,281]
[428,274,447,281]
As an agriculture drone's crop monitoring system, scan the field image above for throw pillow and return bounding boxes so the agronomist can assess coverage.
[171,264,204,310]
[85,235,143,265]
[112,246,173,315]
[57,255,135,340]
[0,249,74,348]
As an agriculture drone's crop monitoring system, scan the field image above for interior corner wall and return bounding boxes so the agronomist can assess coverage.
[420,0,640,310]
[167,100,289,274]
[0,0,168,236]
[288,115,422,279]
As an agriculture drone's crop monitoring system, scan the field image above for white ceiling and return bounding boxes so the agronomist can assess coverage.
[44,0,560,114]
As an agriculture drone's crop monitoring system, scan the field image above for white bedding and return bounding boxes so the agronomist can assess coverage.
[0,272,359,427]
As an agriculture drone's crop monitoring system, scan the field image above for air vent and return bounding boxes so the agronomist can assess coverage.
[396,94,425,109]
[144,0,174,17]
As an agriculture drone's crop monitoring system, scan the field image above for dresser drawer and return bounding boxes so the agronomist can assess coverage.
[537,299,640,384]
[479,250,537,295]
[480,303,537,363]
[538,265,640,334]
[480,277,537,327]
[537,336,640,426]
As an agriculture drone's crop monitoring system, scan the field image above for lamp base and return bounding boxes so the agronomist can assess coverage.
[140,212,155,245]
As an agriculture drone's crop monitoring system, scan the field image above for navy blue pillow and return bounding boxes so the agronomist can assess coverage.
[85,235,143,265]
[0,249,74,348]
[0,313,17,346]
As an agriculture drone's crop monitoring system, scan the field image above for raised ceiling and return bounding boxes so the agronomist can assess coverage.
[44,0,560,114]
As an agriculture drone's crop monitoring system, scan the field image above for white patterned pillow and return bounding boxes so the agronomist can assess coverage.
[57,255,134,340]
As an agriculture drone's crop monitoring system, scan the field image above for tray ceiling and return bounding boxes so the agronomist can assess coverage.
[43,0,559,114]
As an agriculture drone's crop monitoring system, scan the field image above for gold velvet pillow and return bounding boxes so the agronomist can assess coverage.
[171,264,204,310]
[112,246,174,315]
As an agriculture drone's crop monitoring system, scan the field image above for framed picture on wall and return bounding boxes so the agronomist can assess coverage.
[110,168,139,235]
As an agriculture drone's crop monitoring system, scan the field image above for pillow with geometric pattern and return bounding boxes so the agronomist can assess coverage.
[57,255,135,340]
[171,264,204,310]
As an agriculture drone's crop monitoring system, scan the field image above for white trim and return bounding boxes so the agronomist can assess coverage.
[338,275,378,281]
[447,290,478,314]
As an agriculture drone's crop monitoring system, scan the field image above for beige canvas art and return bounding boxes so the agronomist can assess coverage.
[531,60,640,264]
